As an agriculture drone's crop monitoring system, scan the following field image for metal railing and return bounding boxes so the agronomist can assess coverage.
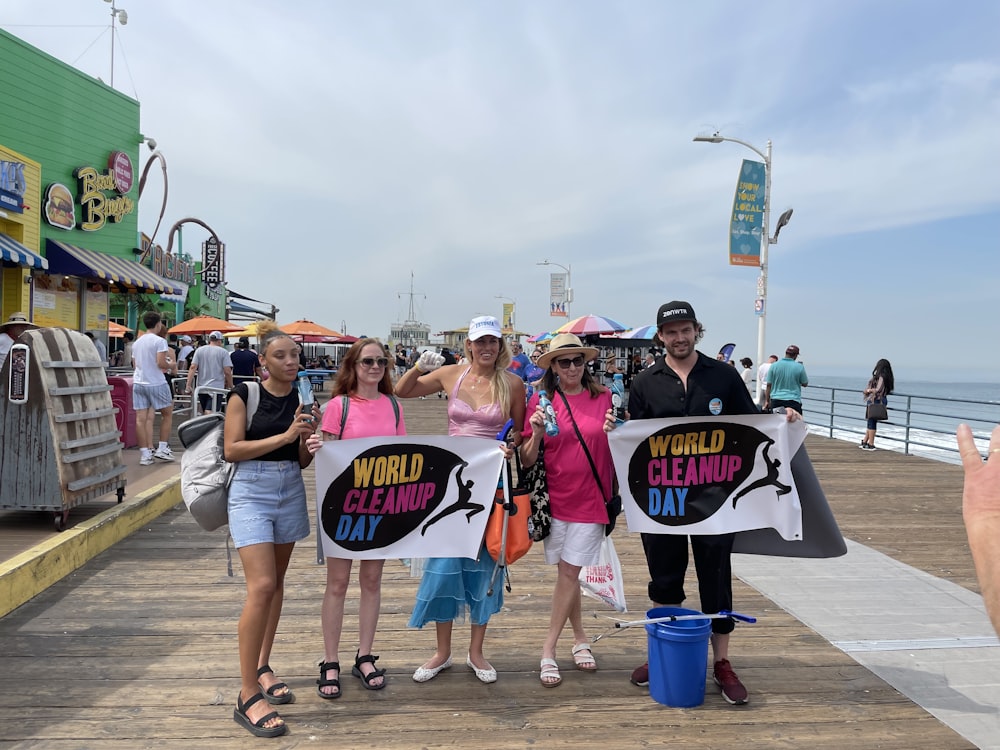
[800,385,1000,464]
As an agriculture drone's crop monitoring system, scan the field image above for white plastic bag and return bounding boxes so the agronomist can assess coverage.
[579,536,627,612]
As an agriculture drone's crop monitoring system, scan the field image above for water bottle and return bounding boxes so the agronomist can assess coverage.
[538,390,559,437]
[611,373,626,424]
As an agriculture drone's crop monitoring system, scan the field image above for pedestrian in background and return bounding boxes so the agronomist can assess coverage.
[739,357,753,393]
[764,346,808,414]
[861,358,894,451]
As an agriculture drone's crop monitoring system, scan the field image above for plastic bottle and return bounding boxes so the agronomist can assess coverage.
[538,389,559,437]
[611,372,626,424]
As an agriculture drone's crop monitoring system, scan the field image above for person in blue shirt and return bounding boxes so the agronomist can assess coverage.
[764,345,808,414]
[507,340,533,381]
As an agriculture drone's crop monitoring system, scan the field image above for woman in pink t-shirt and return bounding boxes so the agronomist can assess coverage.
[308,339,405,697]
[520,333,616,688]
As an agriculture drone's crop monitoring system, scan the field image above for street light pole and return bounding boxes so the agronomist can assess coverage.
[694,133,788,404]
[536,260,572,320]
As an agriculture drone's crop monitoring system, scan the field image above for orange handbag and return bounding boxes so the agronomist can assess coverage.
[486,484,533,565]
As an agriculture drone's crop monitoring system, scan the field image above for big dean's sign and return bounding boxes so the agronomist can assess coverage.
[44,151,137,232]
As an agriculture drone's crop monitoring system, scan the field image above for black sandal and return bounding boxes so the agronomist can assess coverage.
[316,660,342,699]
[256,664,294,705]
[233,692,287,738]
[352,651,387,690]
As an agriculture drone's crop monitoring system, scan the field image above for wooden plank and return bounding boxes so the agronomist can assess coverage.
[0,398,979,749]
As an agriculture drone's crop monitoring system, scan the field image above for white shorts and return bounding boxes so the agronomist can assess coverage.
[132,382,172,410]
[543,518,605,567]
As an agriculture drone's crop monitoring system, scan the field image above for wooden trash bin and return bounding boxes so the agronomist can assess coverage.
[0,328,126,530]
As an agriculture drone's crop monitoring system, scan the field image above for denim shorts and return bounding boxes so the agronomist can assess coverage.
[228,460,310,548]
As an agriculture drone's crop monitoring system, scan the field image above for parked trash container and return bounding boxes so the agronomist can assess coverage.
[108,375,137,447]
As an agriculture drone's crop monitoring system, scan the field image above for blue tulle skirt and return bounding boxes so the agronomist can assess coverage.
[408,545,503,627]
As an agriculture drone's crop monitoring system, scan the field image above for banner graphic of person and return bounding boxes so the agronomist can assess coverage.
[315,435,506,560]
[609,414,807,541]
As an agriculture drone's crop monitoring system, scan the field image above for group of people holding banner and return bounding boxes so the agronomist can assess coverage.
[220,302,808,738]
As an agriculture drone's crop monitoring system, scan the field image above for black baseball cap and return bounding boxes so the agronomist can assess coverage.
[656,300,697,326]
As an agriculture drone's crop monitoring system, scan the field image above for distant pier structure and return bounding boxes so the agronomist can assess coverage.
[390,271,431,350]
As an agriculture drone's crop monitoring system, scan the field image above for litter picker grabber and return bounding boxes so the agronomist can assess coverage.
[487,419,519,596]
[590,610,757,642]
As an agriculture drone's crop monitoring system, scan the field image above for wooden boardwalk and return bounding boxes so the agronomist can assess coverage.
[0,397,980,749]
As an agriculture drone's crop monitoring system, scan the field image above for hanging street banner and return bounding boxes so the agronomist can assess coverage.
[729,159,766,267]
[548,273,568,317]
[608,415,807,540]
[501,302,515,333]
[315,435,506,560]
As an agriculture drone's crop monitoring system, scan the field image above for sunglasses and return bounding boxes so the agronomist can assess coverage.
[359,357,389,368]
[554,355,586,370]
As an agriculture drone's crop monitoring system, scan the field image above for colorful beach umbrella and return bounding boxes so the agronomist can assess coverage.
[554,314,628,336]
[528,331,553,343]
[619,325,658,340]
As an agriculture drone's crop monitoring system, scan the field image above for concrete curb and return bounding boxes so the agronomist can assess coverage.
[0,477,181,618]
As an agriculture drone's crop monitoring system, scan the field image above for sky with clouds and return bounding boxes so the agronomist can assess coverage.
[4,1,999,379]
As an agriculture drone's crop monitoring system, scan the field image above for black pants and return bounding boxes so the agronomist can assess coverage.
[640,532,736,635]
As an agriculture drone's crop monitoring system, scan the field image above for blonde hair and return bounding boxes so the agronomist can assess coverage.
[464,336,514,417]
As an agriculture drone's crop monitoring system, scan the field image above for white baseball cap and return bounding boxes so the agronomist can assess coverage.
[208,331,223,341]
[467,315,502,341]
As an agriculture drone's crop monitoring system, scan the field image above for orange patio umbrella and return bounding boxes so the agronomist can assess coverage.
[168,315,244,336]
[108,321,130,338]
[280,319,342,338]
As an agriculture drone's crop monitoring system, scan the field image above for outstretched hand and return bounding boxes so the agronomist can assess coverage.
[416,351,445,373]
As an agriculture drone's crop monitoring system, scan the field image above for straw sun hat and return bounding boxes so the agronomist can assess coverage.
[535,333,599,370]
[0,311,39,334]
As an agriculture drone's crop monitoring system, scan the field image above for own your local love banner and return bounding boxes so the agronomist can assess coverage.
[609,414,808,540]
[314,435,506,560]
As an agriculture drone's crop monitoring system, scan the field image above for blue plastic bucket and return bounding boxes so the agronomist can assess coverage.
[645,606,712,707]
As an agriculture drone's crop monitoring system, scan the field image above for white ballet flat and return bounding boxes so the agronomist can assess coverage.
[466,655,497,684]
[412,656,453,683]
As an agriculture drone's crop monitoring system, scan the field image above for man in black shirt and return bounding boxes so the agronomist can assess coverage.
[230,336,262,382]
[626,301,800,706]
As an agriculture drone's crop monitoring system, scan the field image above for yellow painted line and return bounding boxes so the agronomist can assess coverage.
[0,478,181,619]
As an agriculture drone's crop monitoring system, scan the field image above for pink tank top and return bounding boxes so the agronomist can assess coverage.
[447,367,506,438]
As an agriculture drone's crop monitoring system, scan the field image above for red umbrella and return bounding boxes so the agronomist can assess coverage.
[554,314,628,336]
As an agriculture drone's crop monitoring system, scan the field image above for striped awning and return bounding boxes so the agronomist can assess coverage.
[159,281,189,305]
[45,239,182,295]
[0,233,48,270]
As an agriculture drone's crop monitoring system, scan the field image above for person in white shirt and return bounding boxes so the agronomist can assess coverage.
[186,330,233,414]
[131,311,177,465]
[756,354,778,408]
[0,311,39,368]
[177,335,194,371]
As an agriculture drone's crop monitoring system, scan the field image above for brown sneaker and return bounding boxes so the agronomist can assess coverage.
[630,662,649,687]
[713,659,749,705]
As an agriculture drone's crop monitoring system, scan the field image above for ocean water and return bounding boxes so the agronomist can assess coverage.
[797,374,1000,465]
